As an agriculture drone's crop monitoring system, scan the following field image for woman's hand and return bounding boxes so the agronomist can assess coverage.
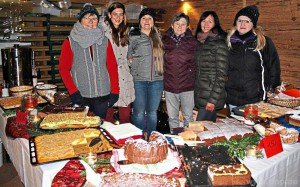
[205,102,215,111]
[128,57,133,64]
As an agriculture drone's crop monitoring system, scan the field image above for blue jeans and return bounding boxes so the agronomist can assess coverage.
[132,80,163,135]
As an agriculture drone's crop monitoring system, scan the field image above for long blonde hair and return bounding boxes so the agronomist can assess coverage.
[227,26,266,51]
[150,26,164,75]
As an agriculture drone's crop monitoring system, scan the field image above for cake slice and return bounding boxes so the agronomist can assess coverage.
[71,138,89,155]
[208,164,251,186]
[187,121,205,132]
[178,130,197,141]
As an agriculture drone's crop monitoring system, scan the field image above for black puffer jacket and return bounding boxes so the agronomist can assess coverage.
[225,33,281,106]
[194,34,229,110]
[163,28,198,93]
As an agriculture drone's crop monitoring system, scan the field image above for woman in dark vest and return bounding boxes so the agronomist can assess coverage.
[194,11,229,122]
[59,3,119,118]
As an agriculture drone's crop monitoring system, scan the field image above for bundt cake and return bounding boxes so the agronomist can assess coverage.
[124,131,168,164]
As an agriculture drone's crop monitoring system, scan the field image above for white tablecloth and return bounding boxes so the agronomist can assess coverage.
[0,111,67,187]
[240,143,300,187]
[1,110,300,186]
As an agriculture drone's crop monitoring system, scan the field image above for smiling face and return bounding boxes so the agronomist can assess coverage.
[172,18,188,36]
[201,14,215,33]
[108,8,125,28]
[81,13,98,29]
[140,15,154,33]
[236,15,254,35]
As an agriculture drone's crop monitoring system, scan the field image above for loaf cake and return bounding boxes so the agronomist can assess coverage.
[39,112,100,129]
[124,131,168,164]
[207,164,251,186]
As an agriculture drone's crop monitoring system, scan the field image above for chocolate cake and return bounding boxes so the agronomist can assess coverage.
[53,92,70,106]
[208,164,251,186]
[178,145,253,186]
[124,131,168,164]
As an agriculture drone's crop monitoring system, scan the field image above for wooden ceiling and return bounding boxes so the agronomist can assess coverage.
[0,0,111,17]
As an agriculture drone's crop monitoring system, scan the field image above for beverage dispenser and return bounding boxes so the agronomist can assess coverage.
[1,44,32,87]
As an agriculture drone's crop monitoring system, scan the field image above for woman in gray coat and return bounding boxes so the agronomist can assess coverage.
[194,11,229,122]
[128,8,164,136]
[102,2,135,124]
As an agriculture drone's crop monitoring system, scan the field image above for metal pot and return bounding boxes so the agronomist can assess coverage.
[1,44,32,87]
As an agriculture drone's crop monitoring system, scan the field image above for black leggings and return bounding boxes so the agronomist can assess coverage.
[83,95,109,118]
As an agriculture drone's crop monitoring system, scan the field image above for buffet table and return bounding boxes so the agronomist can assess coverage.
[0,110,67,187]
[0,110,300,187]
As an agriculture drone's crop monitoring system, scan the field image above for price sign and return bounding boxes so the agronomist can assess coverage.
[259,133,283,158]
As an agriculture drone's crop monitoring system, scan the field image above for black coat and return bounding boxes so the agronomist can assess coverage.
[194,34,229,110]
[162,28,198,93]
[225,35,281,106]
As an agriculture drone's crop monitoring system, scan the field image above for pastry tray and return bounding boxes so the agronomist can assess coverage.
[29,128,118,165]
[0,96,47,110]
[177,145,257,187]
[99,127,121,148]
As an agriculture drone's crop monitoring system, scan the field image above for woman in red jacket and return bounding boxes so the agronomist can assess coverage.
[59,3,119,118]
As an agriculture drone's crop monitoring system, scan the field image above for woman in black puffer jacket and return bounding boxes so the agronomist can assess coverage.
[194,11,229,122]
[226,5,280,109]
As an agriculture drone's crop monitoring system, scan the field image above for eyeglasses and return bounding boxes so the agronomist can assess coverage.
[237,19,252,24]
[111,13,124,17]
[83,17,98,22]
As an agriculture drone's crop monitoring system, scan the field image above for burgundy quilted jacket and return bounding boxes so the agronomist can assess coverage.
[162,28,198,93]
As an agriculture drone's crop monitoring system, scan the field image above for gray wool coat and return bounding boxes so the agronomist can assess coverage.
[101,22,135,107]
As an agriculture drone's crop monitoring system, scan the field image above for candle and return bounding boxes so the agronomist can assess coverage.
[25,94,38,111]
[246,145,258,157]
[86,152,97,165]
[28,109,41,123]
[244,104,258,120]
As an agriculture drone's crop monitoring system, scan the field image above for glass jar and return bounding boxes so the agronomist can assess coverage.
[244,104,258,120]
[24,94,38,111]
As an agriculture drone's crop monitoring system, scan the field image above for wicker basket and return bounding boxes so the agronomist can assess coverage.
[268,98,300,108]
[9,85,33,97]
[35,84,57,97]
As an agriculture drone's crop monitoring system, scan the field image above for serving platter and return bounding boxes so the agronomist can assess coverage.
[29,128,114,165]
[178,145,257,187]
[233,102,291,118]
[0,96,47,109]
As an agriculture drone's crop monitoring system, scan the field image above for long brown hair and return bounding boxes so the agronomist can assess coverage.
[106,2,129,47]
[150,26,164,75]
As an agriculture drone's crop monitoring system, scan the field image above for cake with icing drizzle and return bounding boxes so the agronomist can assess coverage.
[124,131,168,164]
[208,164,251,186]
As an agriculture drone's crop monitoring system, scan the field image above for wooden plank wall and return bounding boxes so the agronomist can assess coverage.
[140,0,300,88]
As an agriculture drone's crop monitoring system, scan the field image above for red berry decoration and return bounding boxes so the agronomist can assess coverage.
[51,159,86,187]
